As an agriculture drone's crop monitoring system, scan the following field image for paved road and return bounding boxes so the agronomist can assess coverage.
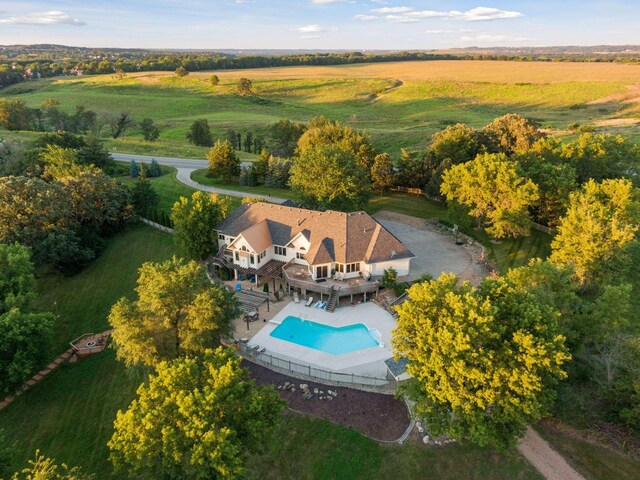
[112,152,286,204]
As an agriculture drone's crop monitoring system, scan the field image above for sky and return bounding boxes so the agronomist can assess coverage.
[0,1,638,50]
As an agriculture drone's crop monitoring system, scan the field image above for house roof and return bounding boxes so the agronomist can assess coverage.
[216,202,414,265]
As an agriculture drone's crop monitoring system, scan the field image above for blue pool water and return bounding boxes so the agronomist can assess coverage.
[270,316,379,355]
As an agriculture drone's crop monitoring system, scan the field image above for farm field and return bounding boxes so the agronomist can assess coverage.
[2,60,640,157]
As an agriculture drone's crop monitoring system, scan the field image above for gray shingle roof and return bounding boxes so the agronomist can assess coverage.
[215,203,414,265]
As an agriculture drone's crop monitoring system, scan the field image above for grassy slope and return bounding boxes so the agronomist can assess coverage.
[190,168,299,200]
[2,60,639,156]
[535,424,640,480]
[0,225,175,476]
[248,413,543,480]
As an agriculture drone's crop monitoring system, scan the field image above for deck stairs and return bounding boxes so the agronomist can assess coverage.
[326,286,338,313]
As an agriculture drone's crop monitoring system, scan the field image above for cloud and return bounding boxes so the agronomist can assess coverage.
[459,34,530,43]
[311,0,348,4]
[426,28,474,34]
[354,14,378,21]
[292,24,323,33]
[372,6,413,13]
[0,10,86,26]
[373,6,523,23]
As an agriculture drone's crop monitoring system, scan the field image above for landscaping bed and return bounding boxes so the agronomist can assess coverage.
[244,361,411,442]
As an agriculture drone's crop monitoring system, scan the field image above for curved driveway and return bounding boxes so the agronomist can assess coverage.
[112,152,287,204]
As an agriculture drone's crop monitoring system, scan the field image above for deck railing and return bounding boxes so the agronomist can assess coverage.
[282,268,379,297]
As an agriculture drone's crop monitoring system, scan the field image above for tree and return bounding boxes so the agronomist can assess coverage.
[0,309,54,396]
[207,140,240,182]
[482,113,544,155]
[264,156,293,189]
[210,74,220,86]
[77,135,115,173]
[109,112,135,139]
[290,144,372,211]
[0,99,33,131]
[108,257,240,367]
[129,160,140,178]
[0,243,35,315]
[370,153,395,193]
[140,118,160,142]
[514,139,577,227]
[237,77,253,95]
[440,153,539,238]
[171,191,231,259]
[393,273,570,449]
[296,117,376,174]
[186,119,214,147]
[381,267,397,289]
[243,131,253,153]
[11,450,93,480]
[550,179,640,286]
[55,167,133,235]
[269,119,306,157]
[108,348,284,479]
[148,158,162,177]
[131,168,158,216]
[429,123,484,165]
[0,176,81,266]
[175,66,189,77]
[395,148,429,188]
[40,145,88,180]
[561,133,640,185]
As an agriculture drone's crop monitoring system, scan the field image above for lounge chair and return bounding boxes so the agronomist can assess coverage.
[320,301,327,309]
[305,296,314,307]
[314,301,321,308]
[259,347,266,353]
[293,292,300,303]
[235,283,241,291]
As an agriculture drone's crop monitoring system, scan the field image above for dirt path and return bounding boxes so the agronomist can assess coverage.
[518,426,585,480]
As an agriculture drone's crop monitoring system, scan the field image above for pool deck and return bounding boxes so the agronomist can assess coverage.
[247,301,396,377]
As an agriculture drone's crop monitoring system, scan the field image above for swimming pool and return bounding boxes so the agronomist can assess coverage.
[269,316,379,355]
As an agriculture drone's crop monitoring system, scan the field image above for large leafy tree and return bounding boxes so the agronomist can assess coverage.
[0,176,82,266]
[171,192,230,259]
[0,309,54,396]
[109,257,240,367]
[393,273,570,449]
[429,123,484,165]
[561,133,640,185]
[207,139,240,182]
[514,139,577,227]
[109,348,284,480]
[440,153,539,238]
[0,243,35,315]
[290,144,372,211]
[370,153,395,193]
[296,116,376,173]
[549,179,640,286]
[482,113,544,155]
[269,118,306,156]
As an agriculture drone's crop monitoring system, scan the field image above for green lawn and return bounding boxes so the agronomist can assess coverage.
[116,166,241,216]
[191,169,299,200]
[0,225,175,476]
[246,412,542,480]
[535,424,640,480]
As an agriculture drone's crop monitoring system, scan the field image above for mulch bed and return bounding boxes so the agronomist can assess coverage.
[244,360,411,442]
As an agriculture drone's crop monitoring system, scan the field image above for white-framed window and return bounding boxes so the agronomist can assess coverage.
[250,255,255,265]
[258,250,266,262]
[335,263,344,273]
[296,252,305,260]
[274,246,287,256]
[234,252,239,261]
[218,233,225,240]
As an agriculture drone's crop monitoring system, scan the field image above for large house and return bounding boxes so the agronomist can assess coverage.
[213,203,413,305]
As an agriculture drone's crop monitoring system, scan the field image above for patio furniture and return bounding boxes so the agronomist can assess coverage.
[235,283,242,291]
[305,296,314,307]
[293,292,300,303]
[320,301,327,309]
[314,300,321,308]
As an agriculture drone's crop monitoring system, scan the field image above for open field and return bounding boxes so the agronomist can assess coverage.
[2,60,640,157]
